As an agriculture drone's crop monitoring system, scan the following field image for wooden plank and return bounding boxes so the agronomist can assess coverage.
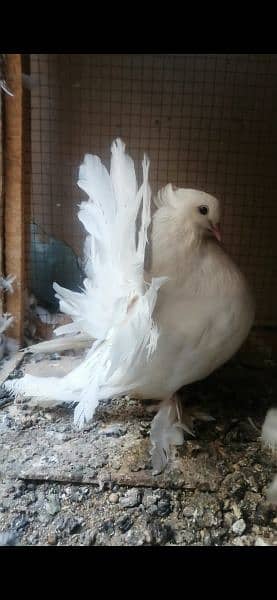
[3,54,24,343]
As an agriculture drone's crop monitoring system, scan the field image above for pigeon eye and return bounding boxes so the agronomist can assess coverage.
[198,205,208,215]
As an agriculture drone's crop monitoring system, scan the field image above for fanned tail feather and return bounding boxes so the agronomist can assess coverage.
[5,139,165,426]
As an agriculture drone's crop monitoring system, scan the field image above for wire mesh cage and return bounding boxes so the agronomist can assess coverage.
[6,53,277,339]
[2,54,277,548]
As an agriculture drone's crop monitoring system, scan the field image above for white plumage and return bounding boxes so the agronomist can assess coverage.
[5,139,255,473]
[6,139,165,429]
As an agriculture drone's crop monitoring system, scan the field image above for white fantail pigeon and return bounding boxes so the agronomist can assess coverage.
[6,139,255,473]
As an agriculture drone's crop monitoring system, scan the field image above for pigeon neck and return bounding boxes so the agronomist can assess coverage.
[183,223,204,252]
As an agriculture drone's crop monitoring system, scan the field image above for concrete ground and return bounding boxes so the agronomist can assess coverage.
[0,343,276,546]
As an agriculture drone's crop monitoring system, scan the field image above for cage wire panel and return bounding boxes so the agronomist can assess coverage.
[27,53,277,326]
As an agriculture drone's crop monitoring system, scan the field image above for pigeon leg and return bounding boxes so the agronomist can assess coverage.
[149,393,215,474]
[144,395,215,432]
[150,394,184,474]
[175,399,216,436]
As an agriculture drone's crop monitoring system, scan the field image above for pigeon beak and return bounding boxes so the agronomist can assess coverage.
[210,222,222,242]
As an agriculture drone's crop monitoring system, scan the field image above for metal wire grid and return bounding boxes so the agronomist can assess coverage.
[26,53,277,325]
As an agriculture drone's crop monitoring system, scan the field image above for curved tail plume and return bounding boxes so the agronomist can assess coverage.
[5,139,166,427]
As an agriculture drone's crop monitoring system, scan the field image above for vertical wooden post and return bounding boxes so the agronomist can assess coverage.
[4,54,25,343]
[0,89,3,316]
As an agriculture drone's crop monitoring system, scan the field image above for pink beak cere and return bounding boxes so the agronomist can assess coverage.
[211,223,222,242]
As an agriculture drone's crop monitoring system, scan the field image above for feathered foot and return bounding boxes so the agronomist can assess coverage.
[150,395,182,475]
[150,394,215,474]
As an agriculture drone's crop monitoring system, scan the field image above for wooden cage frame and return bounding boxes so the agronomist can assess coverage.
[1,53,29,344]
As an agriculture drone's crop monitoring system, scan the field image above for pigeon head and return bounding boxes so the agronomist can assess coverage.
[155,184,222,242]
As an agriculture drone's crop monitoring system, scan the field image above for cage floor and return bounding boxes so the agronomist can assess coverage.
[0,349,276,546]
